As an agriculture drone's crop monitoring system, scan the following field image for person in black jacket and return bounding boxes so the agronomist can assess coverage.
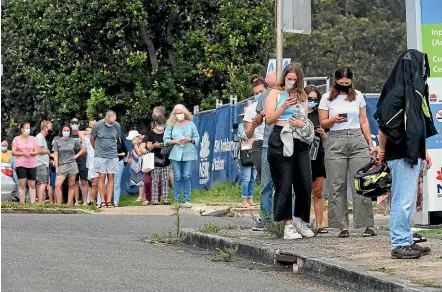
[375,49,437,260]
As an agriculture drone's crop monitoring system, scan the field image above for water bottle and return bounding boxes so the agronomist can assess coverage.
[292,104,306,121]
[180,133,186,148]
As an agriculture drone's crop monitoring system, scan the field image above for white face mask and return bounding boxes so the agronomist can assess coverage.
[176,113,185,121]
[156,125,165,131]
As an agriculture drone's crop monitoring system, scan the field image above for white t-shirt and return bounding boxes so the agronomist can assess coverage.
[243,102,264,142]
[318,90,366,131]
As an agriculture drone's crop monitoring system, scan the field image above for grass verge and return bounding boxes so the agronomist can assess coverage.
[119,182,259,206]
[1,201,101,212]
[415,228,442,235]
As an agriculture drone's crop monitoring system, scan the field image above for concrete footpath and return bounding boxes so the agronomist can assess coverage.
[180,225,442,292]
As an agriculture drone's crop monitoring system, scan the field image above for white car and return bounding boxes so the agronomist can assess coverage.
[1,162,18,201]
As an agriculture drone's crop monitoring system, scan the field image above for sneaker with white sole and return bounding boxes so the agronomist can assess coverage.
[292,220,315,238]
[284,225,302,240]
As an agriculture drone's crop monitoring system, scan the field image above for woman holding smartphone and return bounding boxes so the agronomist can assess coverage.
[318,67,375,238]
[145,116,171,205]
[305,85,328,233]
[265,63,314,240]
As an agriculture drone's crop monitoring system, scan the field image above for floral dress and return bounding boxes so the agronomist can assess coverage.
[130,149,144,186]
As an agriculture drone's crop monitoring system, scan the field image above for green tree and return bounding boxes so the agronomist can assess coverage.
[285,0,406,92]
[1,0,275,136]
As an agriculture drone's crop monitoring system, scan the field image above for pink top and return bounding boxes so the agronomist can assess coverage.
[12,136,37,168]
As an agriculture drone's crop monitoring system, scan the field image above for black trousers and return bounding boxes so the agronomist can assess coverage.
[267,126,312,222]
[252,140,263,185]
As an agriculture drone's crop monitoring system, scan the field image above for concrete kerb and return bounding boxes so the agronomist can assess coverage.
[179,228,441,292]
[1,208,90,214]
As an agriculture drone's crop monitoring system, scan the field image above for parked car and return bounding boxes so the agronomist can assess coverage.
[1,162,18,201]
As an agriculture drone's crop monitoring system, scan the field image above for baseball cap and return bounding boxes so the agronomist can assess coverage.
[71,118,79,124]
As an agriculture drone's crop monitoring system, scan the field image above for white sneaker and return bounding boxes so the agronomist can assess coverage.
[283,225,302,240]
[292,219,315,238]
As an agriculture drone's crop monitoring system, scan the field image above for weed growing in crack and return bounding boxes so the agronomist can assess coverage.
[200,222,238,234]
[172,202,181,238]
[373,267,395,274]
[264,221,285,238]
[212,247,238,262]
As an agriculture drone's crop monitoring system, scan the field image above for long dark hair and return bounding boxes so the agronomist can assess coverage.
[304,85,321,100]
[277,63,307,102]
[250,74,267,90]
[328,67,357,102]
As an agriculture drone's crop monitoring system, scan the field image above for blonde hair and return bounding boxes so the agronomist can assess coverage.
[40,120,52,131]
[167,104,193,125]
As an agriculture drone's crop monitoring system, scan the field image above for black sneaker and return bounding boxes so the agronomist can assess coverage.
[411,243,431,256]
[391,245,421,259]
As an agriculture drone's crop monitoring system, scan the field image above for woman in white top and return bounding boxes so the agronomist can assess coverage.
[318,67,376,238]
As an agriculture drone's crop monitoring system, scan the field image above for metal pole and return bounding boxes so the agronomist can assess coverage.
[275,0,283,81]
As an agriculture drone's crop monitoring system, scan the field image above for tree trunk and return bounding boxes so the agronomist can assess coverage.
[166,13,177,69]
[140,25,159,71]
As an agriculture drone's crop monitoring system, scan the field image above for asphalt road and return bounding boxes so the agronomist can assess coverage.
[1,214,344,292]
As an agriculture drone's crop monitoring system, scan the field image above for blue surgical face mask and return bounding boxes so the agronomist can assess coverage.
[254,93,262,101]
[71,124,79,131]
[24,129,31,136]
[1,147,7,152]
[285,81,295,89]
[308,101,318,109]
[62,131,70,138]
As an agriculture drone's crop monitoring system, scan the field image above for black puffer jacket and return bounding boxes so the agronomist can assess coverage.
[374,49,437,166]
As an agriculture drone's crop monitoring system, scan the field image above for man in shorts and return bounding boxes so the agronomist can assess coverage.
[90,111,121,207]
[35,120,53,203]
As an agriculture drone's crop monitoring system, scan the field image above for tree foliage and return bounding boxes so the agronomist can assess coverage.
[1,0,274,135]
[1,0,407,138]
[285,0,407,92]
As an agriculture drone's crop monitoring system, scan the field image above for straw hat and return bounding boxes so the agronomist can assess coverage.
[126,130,141,141]
[238,107,248,118]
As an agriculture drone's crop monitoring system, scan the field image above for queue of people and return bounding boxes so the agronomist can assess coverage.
[243,50,434,260]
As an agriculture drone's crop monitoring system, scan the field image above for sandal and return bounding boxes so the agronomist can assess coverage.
[413,232,427,243]
[317,228,329,234]
[106,202,114,208]
[339,229,350,238]
[152,201,160,205]
[143,201,150,206]
[362,227,377,237]
[163,200,170,205]
[99,202,106,208]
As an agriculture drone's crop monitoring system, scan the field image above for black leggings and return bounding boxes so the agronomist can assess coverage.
[267,126,312,222]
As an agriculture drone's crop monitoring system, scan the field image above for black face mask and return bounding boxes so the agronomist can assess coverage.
[334,83,351,93]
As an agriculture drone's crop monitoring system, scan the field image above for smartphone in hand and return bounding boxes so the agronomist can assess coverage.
[339,113,348,119]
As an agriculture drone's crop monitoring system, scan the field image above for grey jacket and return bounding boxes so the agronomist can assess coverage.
[280,120,315,157]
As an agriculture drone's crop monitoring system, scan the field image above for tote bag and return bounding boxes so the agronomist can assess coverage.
[141,152,155,173]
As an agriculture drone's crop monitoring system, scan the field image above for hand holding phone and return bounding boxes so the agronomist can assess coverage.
[339,113,348,119]
[334,114,348,124]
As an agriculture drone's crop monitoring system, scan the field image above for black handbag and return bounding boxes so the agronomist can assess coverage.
[154,155,169,167]
[240,148,254,167]
[160,145,173,158]
[159,123,175,159]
